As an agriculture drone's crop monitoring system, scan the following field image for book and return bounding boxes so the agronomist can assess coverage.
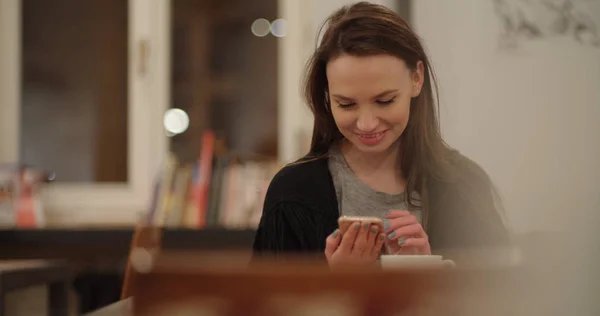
[145,131,280,229]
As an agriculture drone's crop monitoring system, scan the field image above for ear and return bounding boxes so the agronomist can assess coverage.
[411,61,425,98]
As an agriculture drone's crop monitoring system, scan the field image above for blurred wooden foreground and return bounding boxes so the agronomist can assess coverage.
[129,251,525,316]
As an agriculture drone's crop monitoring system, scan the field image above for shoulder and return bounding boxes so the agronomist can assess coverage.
[427,151,511,249]
[269,154,330,192]
[271,154,330,187]
[429,149,492,190]
[448,151,492,186]
[430,150,499,209]
[433,150,504,218]
[264,153,337,211]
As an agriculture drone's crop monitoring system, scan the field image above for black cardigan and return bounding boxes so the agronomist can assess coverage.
[253,152,511,257]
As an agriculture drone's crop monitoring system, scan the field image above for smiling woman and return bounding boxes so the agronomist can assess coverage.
[253,1,511,268]
[326,54,420,153]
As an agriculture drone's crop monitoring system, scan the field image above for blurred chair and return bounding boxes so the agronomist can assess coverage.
[84,224,162,316]
[121,225,163,300]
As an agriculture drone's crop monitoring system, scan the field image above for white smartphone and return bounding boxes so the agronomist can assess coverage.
[337,215,384,235]
[337,215,387,254]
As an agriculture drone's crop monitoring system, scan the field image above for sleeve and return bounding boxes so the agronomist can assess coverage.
[467,178,512,248]
[430,156,512,251]
[252,201,323,255]
[251,161,332,262]
[455,158,512,249]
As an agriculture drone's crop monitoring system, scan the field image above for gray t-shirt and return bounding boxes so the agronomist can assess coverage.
[328,145,422,225]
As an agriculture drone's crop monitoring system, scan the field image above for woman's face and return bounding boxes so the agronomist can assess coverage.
[326,54,424,155]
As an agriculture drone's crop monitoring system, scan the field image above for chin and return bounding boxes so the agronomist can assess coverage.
[348,137,397,155]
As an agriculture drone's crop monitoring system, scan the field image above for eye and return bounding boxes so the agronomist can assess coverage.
[377,97,396,106]
[336,102,356,108]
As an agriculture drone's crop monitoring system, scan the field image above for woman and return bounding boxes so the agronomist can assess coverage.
[253,2,510,268]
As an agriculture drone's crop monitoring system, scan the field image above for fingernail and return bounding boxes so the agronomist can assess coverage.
[354,223,361,231]
[388,231,396,239]
[362,223,369,230]
[370,226,378,234]
[397,237,406,247]
[384,222,390,231]
[379,234,385,241]
[332,229,339,238]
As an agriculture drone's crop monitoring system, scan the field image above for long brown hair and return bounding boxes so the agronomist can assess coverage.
[303,2,454,211]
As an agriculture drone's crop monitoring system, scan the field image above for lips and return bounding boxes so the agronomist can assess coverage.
[355,130,388,146]
[356,131,385,138]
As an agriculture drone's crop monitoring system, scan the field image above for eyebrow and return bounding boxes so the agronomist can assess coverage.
[331,89,399,101]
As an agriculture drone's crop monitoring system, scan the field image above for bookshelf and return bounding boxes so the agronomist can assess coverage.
[144,0,283,231]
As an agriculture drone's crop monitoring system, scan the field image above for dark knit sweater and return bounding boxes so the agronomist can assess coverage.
[253,152,511,258]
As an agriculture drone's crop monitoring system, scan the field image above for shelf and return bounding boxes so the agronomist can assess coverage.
[0,227,256,262]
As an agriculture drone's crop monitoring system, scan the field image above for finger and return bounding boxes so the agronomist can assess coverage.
[401,237,428,248]
[385,214,419,233]
[367,224,380,245]
[386,237,417,255]
[352,222,371,254]
[385,237,402,254]
[387,223,426,240]
[384,210,411,219]
[325,229,341,259]
[392,237,431,255]
[370,233,386,259]
[339,222,360,253]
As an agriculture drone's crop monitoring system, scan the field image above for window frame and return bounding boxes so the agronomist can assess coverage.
[0,0,170,226]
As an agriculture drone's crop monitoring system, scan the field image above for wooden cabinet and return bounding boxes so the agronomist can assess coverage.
[170,0,279,164]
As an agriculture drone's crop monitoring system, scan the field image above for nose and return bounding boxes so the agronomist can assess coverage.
[356,108,379,132]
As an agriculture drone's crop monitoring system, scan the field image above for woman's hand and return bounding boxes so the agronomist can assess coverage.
[325,221,386,269]
[384,210,431,255]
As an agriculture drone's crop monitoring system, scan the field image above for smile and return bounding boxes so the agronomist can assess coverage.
[355,131,386,138]
[354,130,388,146]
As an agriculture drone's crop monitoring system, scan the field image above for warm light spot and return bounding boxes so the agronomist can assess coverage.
[163,108,189,135]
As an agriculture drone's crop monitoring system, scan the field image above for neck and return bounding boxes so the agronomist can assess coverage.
[339,139,400,175]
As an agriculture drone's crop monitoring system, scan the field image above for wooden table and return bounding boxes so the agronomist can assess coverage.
[130,252,526,316]
[0,260,70,316]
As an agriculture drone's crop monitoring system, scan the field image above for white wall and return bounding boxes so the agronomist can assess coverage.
[414,3,600,311]
[413,0,600,234]
[0,0,20,164]
[277,0,313,163]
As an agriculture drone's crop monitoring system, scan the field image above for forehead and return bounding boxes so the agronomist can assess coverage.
[326,54,410,95]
